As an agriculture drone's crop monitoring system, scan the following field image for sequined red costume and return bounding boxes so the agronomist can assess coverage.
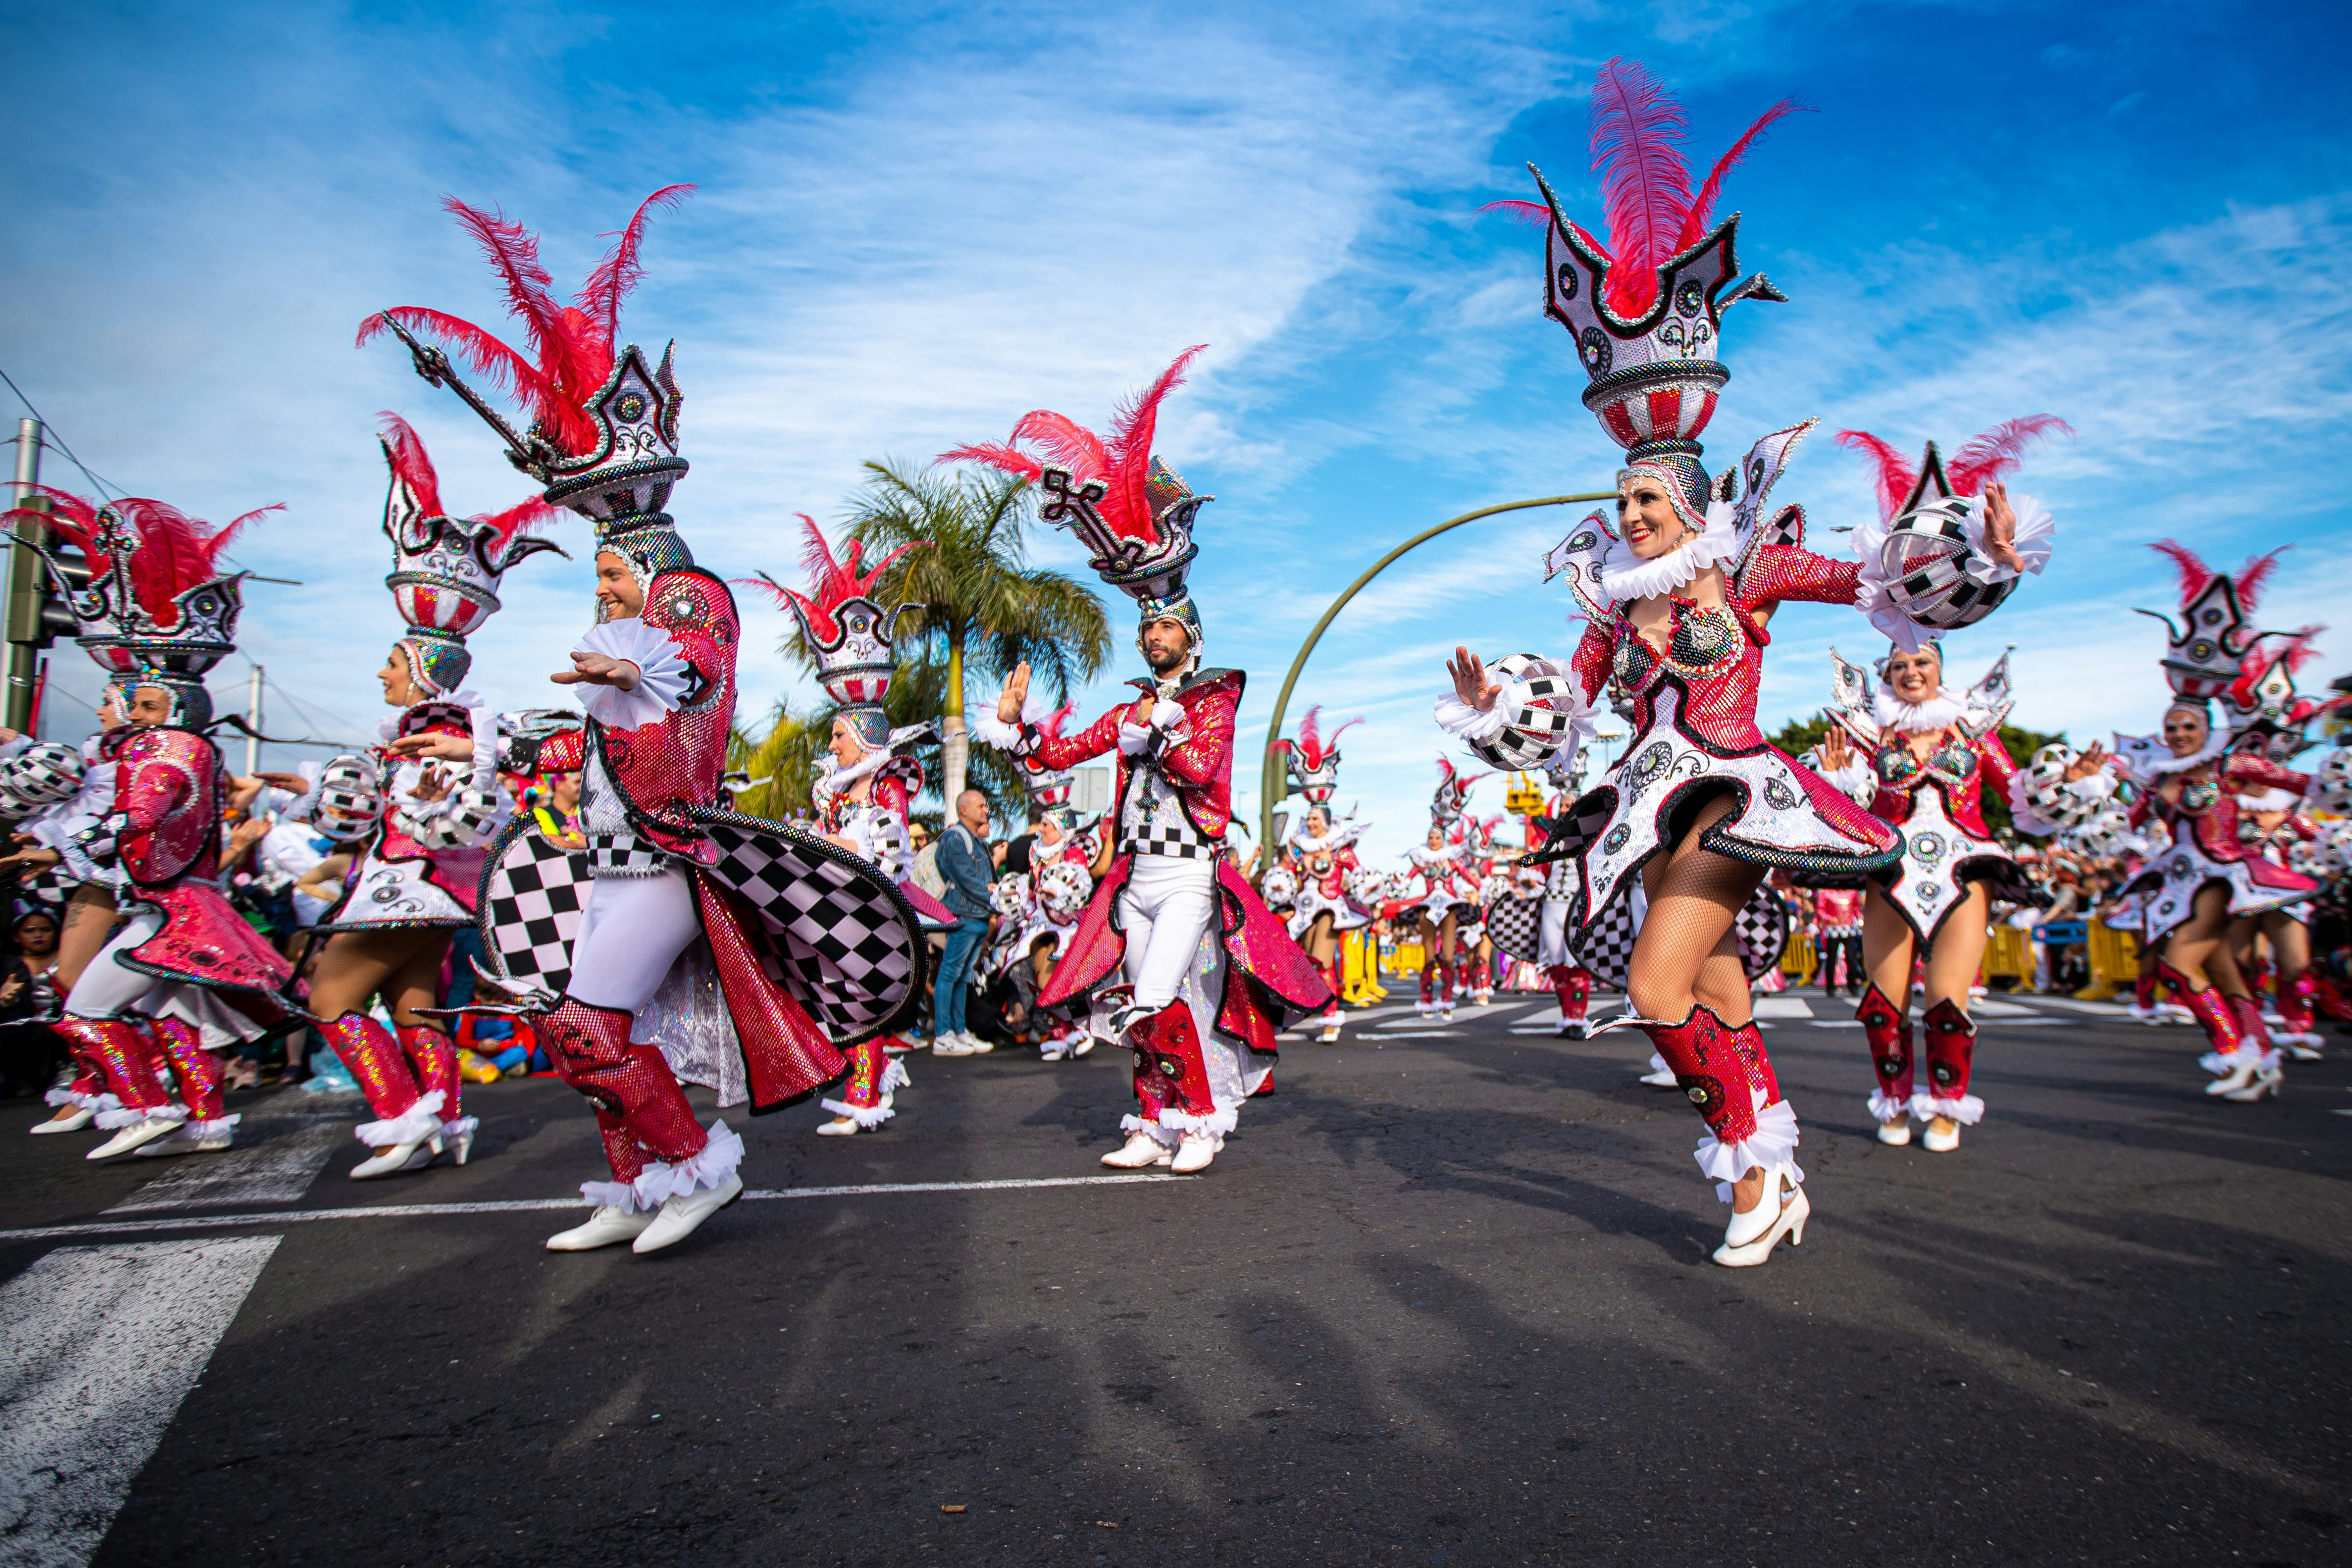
[2129,752,2317,943]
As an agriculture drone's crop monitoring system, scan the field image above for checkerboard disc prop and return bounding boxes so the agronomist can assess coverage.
[687,805,929,1044]
[1483,893,1543,963]
[472,818,592,1000]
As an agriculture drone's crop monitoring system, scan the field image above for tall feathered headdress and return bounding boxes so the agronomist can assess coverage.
[3,487,279,725]
[1431,756,1486,829]
[2223,624,2327,762]
[1483,59,1800,524]
[1282,705,1363,807]
[360,186,697,585]
[376,414,562,696]
[740,516,923,750]
[2137,540,2289,704]
[942,347,1213,645]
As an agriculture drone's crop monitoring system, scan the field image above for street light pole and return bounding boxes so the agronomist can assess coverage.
[1254,489,1615,860]
[5,419,46,733]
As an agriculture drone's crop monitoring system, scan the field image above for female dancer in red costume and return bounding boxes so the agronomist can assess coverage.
[1813,419,2108,1152]
[1278,706,1368,1042]
[2218,636,2335,1058]
[1443,60,2048,1264]
[302,418,558,1178]
[2116,544,2340,1101]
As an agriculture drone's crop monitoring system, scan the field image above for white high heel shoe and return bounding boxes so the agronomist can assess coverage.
[1875,1117,1912,1147]
[350,1133,437,1180]
[31,1106,95,1134]
[2218,1064,2284,1103]
[1712,1164,1809,1268]
[2203,1057,2266,1097]
[1638,1053,1679,1088]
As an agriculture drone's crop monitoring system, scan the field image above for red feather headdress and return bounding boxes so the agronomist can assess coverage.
[358,185,694,458]
[736,515,920,646]
[1835,416,2071,520]
[1482,59,1801,318]
[1292,705,1364,771]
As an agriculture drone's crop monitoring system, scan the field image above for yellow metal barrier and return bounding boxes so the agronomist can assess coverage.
[2077,920,2141,1001]
[1781,930,1815,979]
[1981,924,2033,987]
[1343,928,1388,1005]
[1387,940,1426,977]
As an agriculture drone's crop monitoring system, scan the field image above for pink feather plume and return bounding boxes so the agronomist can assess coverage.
[1677,99,1805,251]
[1833,429,1917,521]
[1946,415,2072,496]
[1588,58,1692,317]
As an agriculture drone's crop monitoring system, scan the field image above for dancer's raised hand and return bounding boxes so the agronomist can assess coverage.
[1447,647,1501,712]
[997,662,1031,724]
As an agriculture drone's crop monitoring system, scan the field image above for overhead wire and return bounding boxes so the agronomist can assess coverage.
[0,365,129,500]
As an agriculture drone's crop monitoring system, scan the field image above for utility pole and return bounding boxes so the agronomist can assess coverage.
[246,665,263,775]
[4,419,44,732]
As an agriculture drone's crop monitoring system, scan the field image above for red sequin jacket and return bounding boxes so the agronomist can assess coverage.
[1005,669,1241,837]
[507,569,739,864]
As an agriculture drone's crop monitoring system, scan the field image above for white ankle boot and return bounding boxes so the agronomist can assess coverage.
[546,1204,653,1251]
[1100,1131,1172,1168]
[1170,1133,1217,1173]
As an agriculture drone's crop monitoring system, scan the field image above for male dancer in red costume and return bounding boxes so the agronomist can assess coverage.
[370,187,925,1251]
[953,349,1329,1173]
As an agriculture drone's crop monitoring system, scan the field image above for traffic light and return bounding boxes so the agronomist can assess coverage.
[5,495,87,650]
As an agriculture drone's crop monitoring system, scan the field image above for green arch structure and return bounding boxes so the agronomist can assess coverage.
[1254,489,1615,859]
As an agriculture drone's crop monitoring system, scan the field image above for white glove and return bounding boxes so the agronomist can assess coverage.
[1149,700,1184,729]
[1117,721,1154,756]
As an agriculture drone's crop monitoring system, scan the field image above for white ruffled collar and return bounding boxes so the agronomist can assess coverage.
[1288,821,1364,855]
[813,746,891,803]
[1596,499,1739,603]
[1872,687,1968,734]
[2142,730,2230,776]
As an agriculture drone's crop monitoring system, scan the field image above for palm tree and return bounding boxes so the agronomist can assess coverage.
[844,458,1113,805]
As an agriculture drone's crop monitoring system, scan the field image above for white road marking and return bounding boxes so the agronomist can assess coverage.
[0,1237,280,1568]
[0,1174,1199,1245]
[1753,997,1815,1019]
[105,1125,346,1214]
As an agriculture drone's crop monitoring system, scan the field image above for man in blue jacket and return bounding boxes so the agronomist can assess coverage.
[932,789,996,1056]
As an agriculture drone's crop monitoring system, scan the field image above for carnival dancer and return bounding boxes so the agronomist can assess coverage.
[367,186,927,1251]
[951,347,1329,1173]
[1407,761,1484,1021]
[2,490,292,1159]
[2221,634,2334,1058]
[1811,535,2109,1146]
[749,516,951,1132]
[1526,755,1605,1040]
[1278,708,1370,1041]
[1459,814,1508,1005]
[2112,543,2344,1102]
[293,417,559,1178]
[989,743,1102,1060]
[1443,60,2053,1263]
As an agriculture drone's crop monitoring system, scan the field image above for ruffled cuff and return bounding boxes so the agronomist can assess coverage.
[1693,1094,1803,1201]
[1911,1090,1984,1126]
[573,618,691,729]
[973,689,1052,752]
[1957,493,2055,585]
[629,1117,743,1208]
[1822,760,1876,808]
[1433,692,1511,743]
[1866,1088,1911,1124]
[821,1096,897,1129]
[354,1089,445,1148]
[1120,1112,1181,1150]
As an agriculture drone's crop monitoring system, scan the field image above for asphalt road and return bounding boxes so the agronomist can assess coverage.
[1,986,2346,1568]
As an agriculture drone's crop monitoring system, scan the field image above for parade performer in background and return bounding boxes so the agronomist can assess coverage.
[954,347,1329,1173]
[1407,759,1483,1022]
[1444,60,2052,1264]
[1812,417,2109,1151]
[368,186,926,1252]
[5,490,292,1160]
[1279,707,1369,1043]
[297,417,558,1178]
[1811,884,1865,999]
[2220,633,2334,1059]
[1458,813,1508,1006]
[2113,543,2341,1102]
[988,745,1100,1061]
[753,516,951,1132]
[1529,755,1602,1040]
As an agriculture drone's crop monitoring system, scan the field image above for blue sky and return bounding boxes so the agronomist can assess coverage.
[6,1,2348,863]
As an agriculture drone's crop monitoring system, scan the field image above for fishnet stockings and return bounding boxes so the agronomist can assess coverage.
[1625,793,1763,1028]
[1863,880,1991,1015]
[2161,882,2251,1000]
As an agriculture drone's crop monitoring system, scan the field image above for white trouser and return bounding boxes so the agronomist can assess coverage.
[1118,856,1217,1010]
[1537,898,1572,969]
[567,868,703,1013]
[64,905,170,1019]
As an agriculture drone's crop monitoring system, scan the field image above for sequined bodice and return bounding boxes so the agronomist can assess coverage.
[1876,735,1976,791]
[1868,728,1993,841]
[1608,602,1763,748]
